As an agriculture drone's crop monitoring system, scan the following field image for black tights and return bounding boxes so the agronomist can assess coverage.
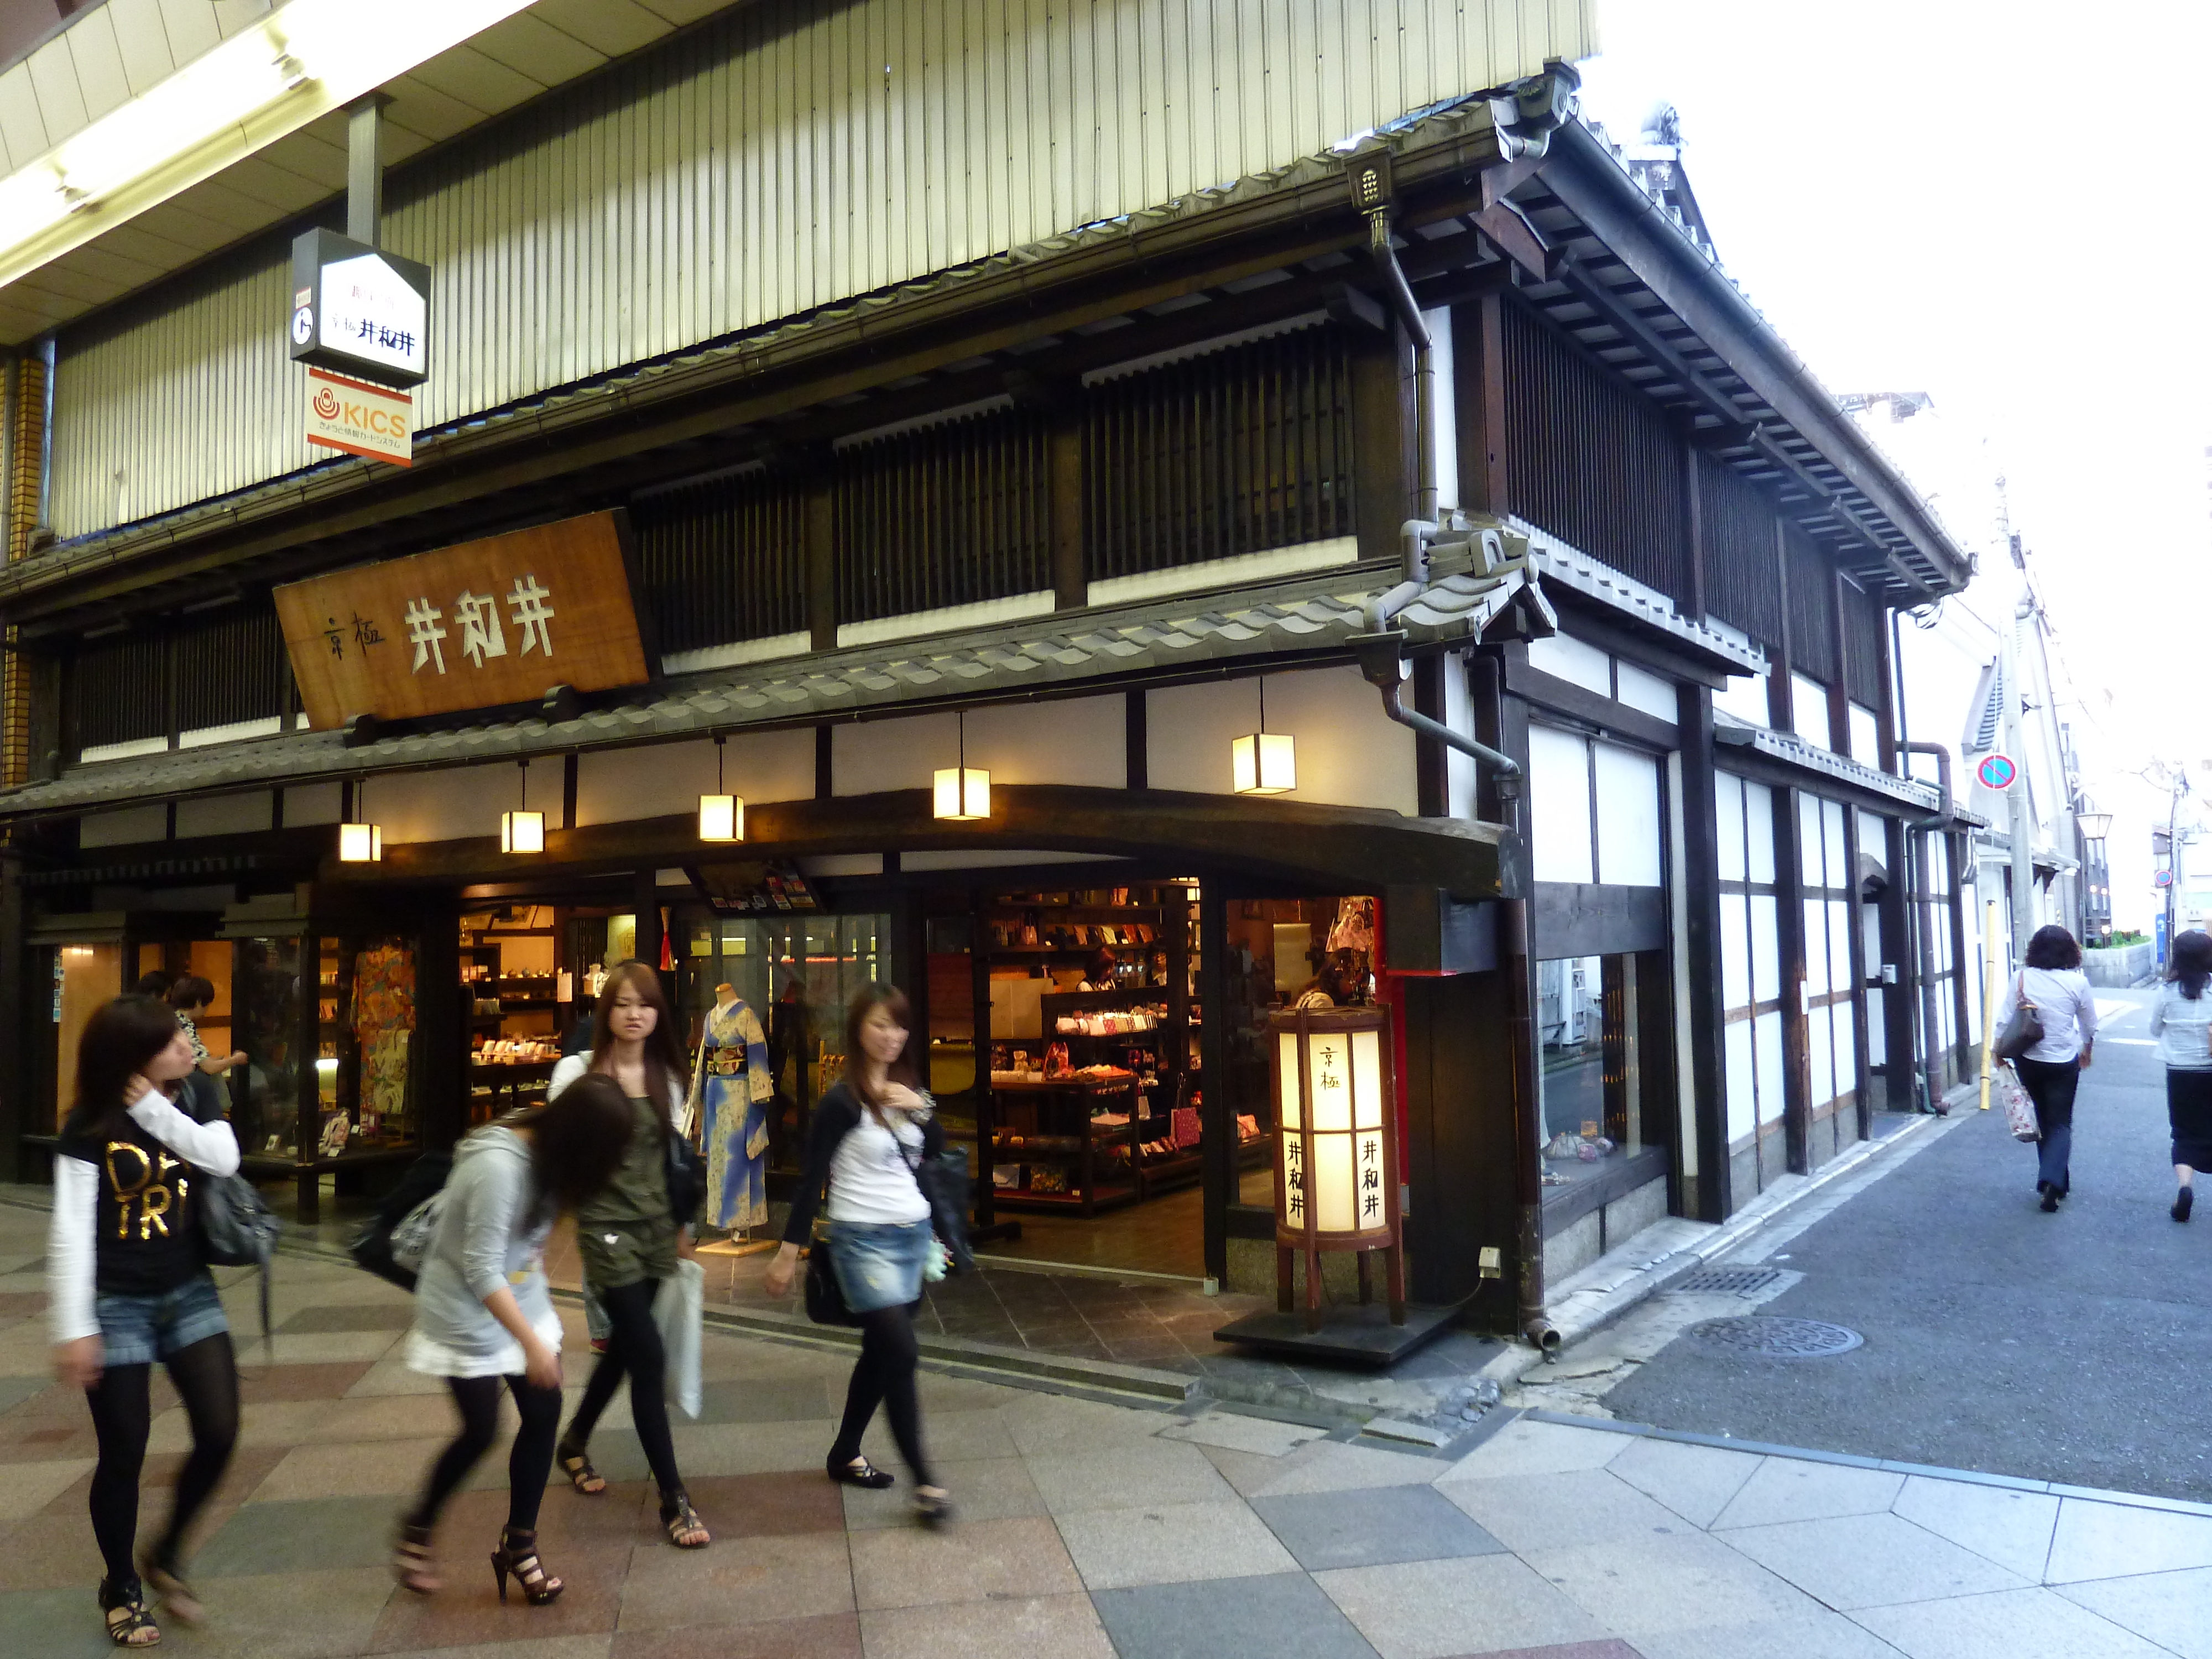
[831,1304,933,1489]
[564,1278,684,1499]
[408,1374,562,1535]
[85,1333,239,1588]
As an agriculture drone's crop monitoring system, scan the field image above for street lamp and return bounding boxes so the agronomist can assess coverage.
[2078,812,2112,841]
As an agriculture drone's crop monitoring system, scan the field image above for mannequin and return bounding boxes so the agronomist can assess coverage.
[690,981,772,1246]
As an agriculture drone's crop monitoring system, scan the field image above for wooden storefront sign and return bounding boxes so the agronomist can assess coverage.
[275,512,651,729]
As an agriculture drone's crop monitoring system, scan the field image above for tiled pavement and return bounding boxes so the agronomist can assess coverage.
[0,1202,2205,1657]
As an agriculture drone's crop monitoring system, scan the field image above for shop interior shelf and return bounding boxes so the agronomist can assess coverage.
[990,1182,1140,1214]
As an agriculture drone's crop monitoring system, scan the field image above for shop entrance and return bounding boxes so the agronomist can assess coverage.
[915,880,1376,1282]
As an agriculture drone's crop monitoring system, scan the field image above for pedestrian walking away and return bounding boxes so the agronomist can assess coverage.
[547,961,713,1548]
[394,1073,634,1604]
[49,995,245,1647]
[2151,928,2212,1222]
[764,983,953,1528]
[2003,924,2099,1212]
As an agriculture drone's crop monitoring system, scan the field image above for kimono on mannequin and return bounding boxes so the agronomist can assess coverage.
[690,986,773,1233]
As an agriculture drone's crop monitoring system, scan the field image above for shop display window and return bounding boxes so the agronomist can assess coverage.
[50,941,124,1131]
[1537,952,1662,1196]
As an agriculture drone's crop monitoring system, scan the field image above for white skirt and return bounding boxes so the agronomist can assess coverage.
[404,1306,563,1380]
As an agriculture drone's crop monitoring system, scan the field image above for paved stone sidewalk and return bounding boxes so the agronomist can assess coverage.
[0,1202,2201,1658]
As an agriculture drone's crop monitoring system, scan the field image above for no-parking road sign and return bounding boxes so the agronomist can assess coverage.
[1975,753,2017,791]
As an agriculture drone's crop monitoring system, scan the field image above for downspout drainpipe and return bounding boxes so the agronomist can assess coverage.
[1903,741,1953,1115]
[1357,192,1556,1352]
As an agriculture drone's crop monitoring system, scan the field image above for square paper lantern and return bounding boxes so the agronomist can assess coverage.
[1272,1005,1404,1330]
[933,766,991,821]
[337,821,382,862]
[698,793,744,842]
[1231,731,1296,795]
[500,810,545,854]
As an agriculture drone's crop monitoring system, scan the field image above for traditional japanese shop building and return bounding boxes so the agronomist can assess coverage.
[0,3,1974,1342]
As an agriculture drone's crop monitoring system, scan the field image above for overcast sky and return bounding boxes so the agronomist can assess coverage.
[1578,0,2212,783]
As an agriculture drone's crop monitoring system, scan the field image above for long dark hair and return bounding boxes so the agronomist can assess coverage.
[844,983,917,1125]
[2024,925,2082,971]
[2172,931,2212,1001]
[528,1072,635,1213]
[588,960,688,1134]
[67,995,184,1141]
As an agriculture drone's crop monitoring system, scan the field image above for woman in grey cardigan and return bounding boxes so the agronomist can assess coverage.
[392,1076,633,1605]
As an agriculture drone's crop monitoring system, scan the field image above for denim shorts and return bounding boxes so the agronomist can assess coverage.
[96,1272,228,1369]
[827,1219,933,1314]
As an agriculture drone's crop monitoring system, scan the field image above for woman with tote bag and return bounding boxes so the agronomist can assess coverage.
[1999,925,2099,1212]
[2149,929,2212,1222]
[763,984,952,1527]
[545,962,712,1550]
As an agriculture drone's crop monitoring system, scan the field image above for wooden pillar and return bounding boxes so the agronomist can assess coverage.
[1198,884,1230,1285]
[1880,815,1914,1112]
[1827,572,1853,756]
[1841,806,1873,1145]
[1455,292,1510,515]
[1674,681,1731,1222]
[1412,656,1447,818]
[1682,437,1707,620]
[0,851,22,1182]
[1050,418,1084,609]
[1947,831,1973,1088]
[415,910,462,1153]
[1773,787,1812,1178]
[1768,523,1794,731]
[635,869,663,973]
[1349,330,1412,563]
[805,483,836,653]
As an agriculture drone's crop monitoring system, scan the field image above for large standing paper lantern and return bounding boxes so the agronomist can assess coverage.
[1272,1005,1404,1331]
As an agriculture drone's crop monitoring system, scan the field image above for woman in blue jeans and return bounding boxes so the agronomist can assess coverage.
[764,984,951,1526]
[2003,924,2099,1212]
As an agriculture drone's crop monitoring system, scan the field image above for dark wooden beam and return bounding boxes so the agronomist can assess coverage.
[1674,681,1730,1222]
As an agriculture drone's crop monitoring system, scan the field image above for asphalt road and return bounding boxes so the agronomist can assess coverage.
[1604,984,2212,1501]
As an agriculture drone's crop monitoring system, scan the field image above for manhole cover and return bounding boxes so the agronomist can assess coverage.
[1674,1266,1783,1297]
[1688,1316,1863,1359]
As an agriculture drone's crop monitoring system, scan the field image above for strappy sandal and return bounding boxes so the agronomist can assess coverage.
[490,1526,564,1605]
[99,1579,161,1648]
[136,1552,202,1627]
[556,1438,608,1496]
[660,1491,712,1548]
[392,1521,441,1595]
[827,1455,895,1489]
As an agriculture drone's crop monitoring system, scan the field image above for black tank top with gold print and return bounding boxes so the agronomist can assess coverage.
[58,1112,206,1297]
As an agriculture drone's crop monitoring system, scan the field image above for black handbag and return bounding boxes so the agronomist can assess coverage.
[803,1240,855,1326]
[1992,972,2046,1063]
[665,1127,707,1228]
[180,1072,281,1355]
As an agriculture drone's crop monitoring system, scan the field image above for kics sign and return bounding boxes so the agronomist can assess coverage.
[304,369,412,466]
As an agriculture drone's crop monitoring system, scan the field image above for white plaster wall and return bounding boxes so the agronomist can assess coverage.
[377,758,565,846]
[834,711,958,795]
[284,781,345,827]
[174,792,272,840]
[1145,666,1416,813]
[80,804,167,848]
[835,696,1126,795]
[576,731,815,827]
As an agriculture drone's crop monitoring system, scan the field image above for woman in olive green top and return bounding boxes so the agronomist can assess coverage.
[545,963,710,1549]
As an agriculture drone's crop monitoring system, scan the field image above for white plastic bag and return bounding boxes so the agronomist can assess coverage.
[655,1257,705,1420]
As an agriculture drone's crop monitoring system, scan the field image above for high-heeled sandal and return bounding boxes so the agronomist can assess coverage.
[661,1491,712,1548]
[392,1522,441,1595]
[827,1455,895,1489]
[136,1551,203,1627]
[489,1527,564,1606]
[99,1578,161,1648]
[555,1437,607,1495]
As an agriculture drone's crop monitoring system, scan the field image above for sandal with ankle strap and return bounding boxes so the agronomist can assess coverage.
[392,1521,441,1595]
[827,1455,895,1489]
[661,1491,712,1548]
[556,1439,608,1496]
[99,1579,161,1648]
[491,1526,565,1606]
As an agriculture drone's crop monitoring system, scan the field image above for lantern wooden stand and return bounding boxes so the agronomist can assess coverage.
[1272,1006,1404,1333]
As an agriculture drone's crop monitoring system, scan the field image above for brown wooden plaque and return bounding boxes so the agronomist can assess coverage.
[275,511,651,729]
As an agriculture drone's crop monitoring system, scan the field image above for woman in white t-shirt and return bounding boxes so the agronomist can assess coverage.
[2149,930,2212,1222]
[2000,925,2098,1212]
[763,985,951,1527]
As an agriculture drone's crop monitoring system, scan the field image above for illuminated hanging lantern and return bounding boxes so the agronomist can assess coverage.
[1272,1005,1404,1332]
[932,711,992,821]
[699,735,744,842]
[338,774,382,862]
[501,761,544,854]
[1232,675,1296,795]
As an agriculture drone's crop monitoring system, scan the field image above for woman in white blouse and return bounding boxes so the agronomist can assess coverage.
[2001,925,2098,1213]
